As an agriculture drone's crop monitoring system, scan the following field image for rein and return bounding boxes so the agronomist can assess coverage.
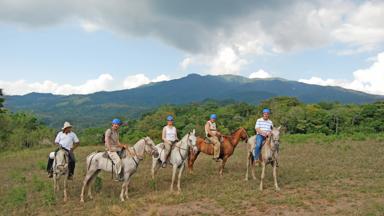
[54,149,68,174]
[127,138,156,167]
[175,134,191,161]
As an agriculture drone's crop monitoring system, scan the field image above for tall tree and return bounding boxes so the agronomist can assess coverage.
[0,88,4,113]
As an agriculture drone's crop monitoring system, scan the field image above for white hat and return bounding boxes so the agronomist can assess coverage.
[62,121,73,130]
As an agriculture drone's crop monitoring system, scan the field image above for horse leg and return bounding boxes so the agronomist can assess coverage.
[87,170,100,200]
[124,178,131,200]
[219,156,228,176]
[54,174,60,192]
[80,169,97,203]
[245,153,250,181]
[259,162,266,191]
[273,162,280,191]
[251,156,257,180]
[151,158,160,180]
[63,175,68,202]
[53,174,57,193]
[170,165,177,192]
[188,151,200,174]
[120,181,127,202]
[177,163,185,194]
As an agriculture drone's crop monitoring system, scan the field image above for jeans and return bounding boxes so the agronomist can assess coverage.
[254,134,266,160]
[47,148,76,176]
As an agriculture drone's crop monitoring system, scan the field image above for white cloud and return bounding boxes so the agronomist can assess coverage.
[123,74,150,89]
[179,57,193,71]
[81,20,102,32]
[0,73,114,95]
[152,74,170,82]
[249,69,271,79]
[208,47,248,75]
[123,73,170,89]
[299,51,384,95]
[1,73,170,95]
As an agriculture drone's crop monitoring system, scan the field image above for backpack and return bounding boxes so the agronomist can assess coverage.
[101,133,106,144]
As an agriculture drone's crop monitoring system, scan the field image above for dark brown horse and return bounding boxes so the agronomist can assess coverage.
[188,127,248,176]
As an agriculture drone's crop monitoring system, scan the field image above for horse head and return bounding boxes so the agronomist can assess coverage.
[188,129,198,154]
[143,137,159,158]
[55,149,68,174]
[270,126,281,152]
[238,127,249,142]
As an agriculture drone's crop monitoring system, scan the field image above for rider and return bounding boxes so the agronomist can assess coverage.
[161,115,179,168]
[205,114,222,161]
[105,118,127,181]
[254,108,273,163]
[47,121,80,180]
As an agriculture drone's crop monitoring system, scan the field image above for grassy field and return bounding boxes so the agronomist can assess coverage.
[0,137,383,216]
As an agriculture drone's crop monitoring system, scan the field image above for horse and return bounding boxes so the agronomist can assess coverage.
[187,127,249,176]
[80,137,159,202]
[151,130,198,193]
[52,148,69,202]
[245,126,281,191]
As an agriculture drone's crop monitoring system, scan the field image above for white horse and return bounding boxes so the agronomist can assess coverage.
[52,148,69,202]
[245,127,281,191]
[80,137,159,202]
[151,130,198,193]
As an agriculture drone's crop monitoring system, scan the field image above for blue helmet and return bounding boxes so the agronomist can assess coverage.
[262,108,271,114]
[167,115,174,121]
[112,118,122,125]
[210,114,217,119]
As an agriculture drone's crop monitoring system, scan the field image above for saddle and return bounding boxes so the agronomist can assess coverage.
[102,150,126,161]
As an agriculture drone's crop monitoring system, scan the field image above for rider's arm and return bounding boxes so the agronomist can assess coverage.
[54,132,61,147]
[162,127,167,142]
[175,128,179,141]
[105,130,112,151]
[71,134,80,151]
[205,122,215,137]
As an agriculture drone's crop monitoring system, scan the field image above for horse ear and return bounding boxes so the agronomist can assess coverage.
[192,129,195,134]
[277,126,281,130]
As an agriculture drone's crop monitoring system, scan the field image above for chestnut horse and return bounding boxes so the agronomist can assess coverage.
[187,127,248,176]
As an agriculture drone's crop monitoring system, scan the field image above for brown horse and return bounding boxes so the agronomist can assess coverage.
[188,127,248,176]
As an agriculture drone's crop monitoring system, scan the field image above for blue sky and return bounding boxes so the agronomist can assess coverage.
[0,0,384,95]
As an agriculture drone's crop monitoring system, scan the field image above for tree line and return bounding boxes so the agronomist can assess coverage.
[1,88,383,150]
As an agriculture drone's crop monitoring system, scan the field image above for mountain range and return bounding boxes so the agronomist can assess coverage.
[4,74,383,128]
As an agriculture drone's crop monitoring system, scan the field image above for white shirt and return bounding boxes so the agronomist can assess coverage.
[55,131,79,150]
[163,126,177,142]
[205,121,217,136]
[255,118,273,134]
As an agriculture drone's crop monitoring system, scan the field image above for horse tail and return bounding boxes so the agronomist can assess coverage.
[87,152,98,171]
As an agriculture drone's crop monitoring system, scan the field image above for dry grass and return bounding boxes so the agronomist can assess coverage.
[0,138,383,215]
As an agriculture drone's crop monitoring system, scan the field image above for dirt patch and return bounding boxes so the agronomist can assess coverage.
[140,198,225,216]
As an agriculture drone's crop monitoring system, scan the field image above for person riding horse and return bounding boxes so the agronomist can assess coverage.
[254,108,273,164]
[205,114,222,161]
[161,115,179,168]
[47,121,80,180]
[105,118,127,181]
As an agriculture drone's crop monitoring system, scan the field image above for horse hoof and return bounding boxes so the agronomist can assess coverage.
[244,177,248,181]
[275,187,280,191]
[80,199,84,203]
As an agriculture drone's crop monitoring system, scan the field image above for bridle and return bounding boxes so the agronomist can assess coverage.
[127,137,157,167]
[54,148,68,175]
[270,133,280,152]
[174,133,195,161]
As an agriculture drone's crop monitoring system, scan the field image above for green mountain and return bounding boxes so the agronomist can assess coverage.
[4,74,383,128]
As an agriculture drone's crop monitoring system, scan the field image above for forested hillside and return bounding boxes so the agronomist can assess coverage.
[2,87,384,151]
[5,74,383,128]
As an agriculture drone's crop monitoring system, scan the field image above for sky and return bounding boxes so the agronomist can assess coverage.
[0,0,384,95]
